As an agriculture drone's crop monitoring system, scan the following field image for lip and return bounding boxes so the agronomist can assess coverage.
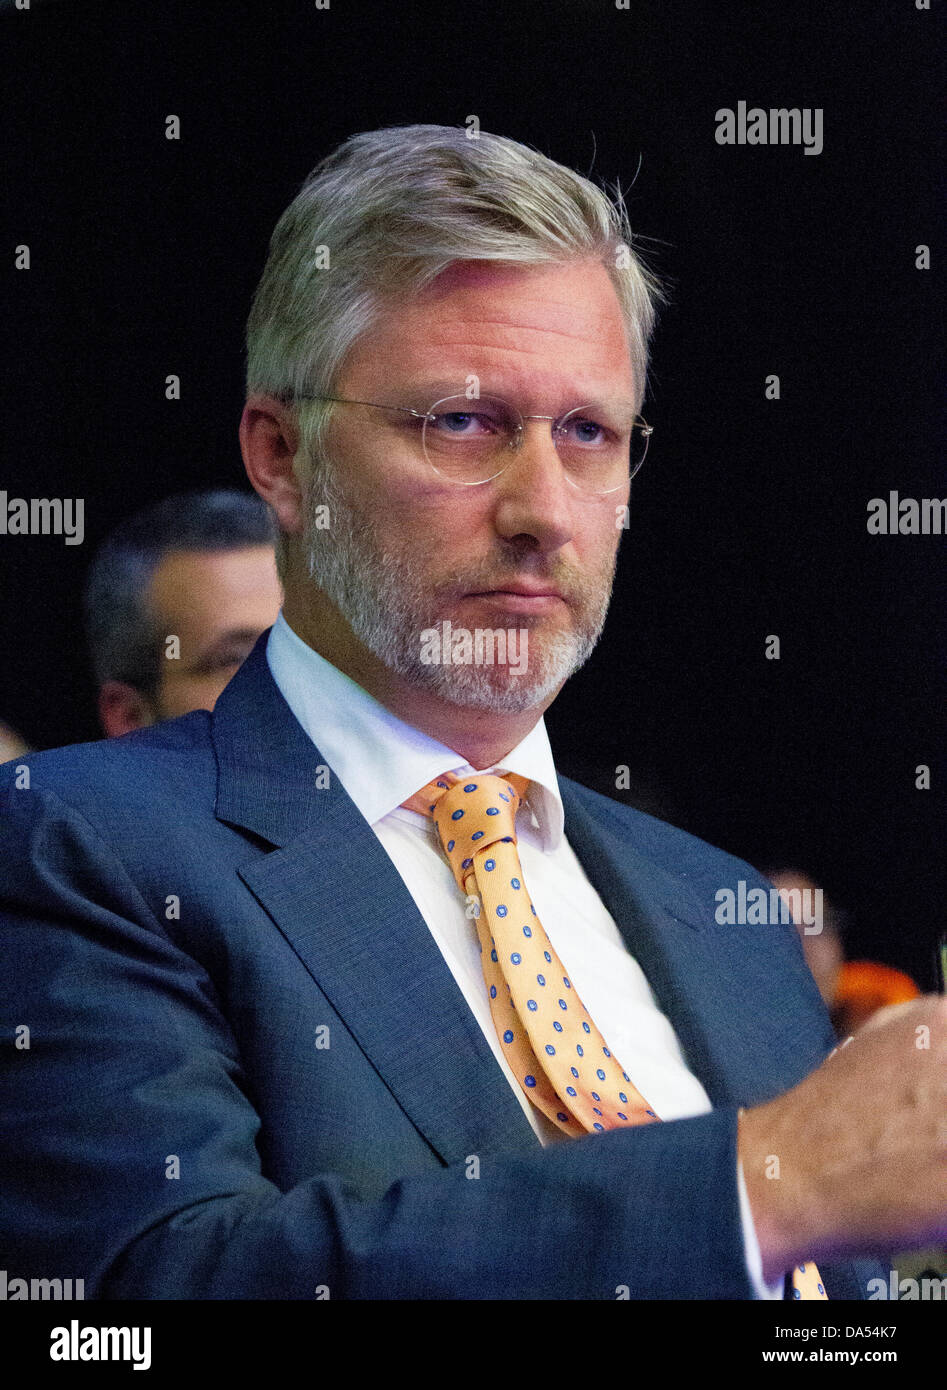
[470,582,565,598]
[466,588,567,611]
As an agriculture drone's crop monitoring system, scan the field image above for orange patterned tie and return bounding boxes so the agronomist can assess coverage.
[403,769,827,1299]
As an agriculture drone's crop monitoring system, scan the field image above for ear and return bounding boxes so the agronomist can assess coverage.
[98,681,156,738]
[240,394,306,540]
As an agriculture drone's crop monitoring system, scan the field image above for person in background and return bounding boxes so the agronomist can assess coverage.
[770,868,942,1287]
[0,720,29,765]
[83,488,282,736]
[769,868,921,1035]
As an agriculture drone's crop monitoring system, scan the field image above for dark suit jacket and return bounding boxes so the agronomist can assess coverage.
[0,634,883,1298]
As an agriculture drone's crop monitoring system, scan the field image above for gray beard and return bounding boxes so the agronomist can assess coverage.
[302,460,615,714]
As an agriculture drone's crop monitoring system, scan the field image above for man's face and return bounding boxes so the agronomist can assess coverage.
[300,258,636,714]
[148,545,282,718]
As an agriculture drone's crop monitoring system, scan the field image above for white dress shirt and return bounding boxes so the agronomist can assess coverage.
[266,611,783,1298]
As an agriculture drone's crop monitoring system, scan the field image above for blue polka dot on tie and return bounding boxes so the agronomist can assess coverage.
[447,839,455,851]
[792,1288,801,1300]
[566,1086,576,1097]
[527,999,537,1011]
[486,807,499,816]
[536,973,545,985]
[596,1069,606,1080]
[545,1045,556,1055]
[531,904,537,915]
[522,925,532,937]
[511,878,520,889]
[617,1112,627,1121]
[593,1108,602,1116]
[558,999,567,1010]
[451,809,464,820]
[543,951,552,962]
[563,977,571,988]
[603,1047,611,1057]
[576,1044,584,1056]
[570,1067,579,1078]
[591,1091,600,1101]
[619,1092,628,1103]
[496,905,507,917]
[503,1029,513,1043]
[524,1075,536,1087]
[582,1022,591,1034]
[485,859,495,871]
[471,831,484,841]
[490,985,497,998]
[437,780,449,789]
[462,858,473,869]
[557,1112,568,1122]
[552,1021,562,1032]
[510,952,521,964]
[593,1122,605,1132]
[490,949,498,962]
[464,783,477,793]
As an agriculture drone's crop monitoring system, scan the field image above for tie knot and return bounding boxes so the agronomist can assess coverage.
[403,771,529,892]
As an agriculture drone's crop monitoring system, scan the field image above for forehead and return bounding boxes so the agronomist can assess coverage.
[148,546,279,620]
[338,258,635,404]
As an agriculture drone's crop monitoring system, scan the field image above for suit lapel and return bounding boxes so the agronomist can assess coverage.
[558,777,789,1107]
[213,636,540,1167]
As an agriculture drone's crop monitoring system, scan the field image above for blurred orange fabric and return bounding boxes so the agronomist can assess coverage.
[834,961,921,1031]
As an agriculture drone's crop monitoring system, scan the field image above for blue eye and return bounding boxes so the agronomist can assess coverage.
[442,413,476,432]
[562,417,607,446]
[430,411,498,435]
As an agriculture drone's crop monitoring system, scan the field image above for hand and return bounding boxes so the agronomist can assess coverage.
[738,995,947,1282]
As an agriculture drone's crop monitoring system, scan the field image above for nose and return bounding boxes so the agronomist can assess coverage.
[490,417,576,552]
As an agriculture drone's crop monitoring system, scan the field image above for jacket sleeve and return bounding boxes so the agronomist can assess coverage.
[0,776,866,1300]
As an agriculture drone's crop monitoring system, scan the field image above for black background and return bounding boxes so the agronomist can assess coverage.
[1,0,943,986]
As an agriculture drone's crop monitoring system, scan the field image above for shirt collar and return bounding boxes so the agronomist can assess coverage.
[265,611,565,850]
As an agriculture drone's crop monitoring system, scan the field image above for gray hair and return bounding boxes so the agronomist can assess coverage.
[245,124,667,574]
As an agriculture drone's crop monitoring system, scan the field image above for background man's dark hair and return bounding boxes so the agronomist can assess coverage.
[82,488,277,700]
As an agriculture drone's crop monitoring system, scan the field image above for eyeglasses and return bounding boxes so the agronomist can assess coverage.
[287,391,653,497]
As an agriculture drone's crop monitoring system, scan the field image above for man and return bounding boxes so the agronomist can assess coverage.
[0,125,942,1300]
[83,488,282,735]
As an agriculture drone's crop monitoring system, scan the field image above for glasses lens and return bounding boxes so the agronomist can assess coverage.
[422,395,517,484]
[554,409,650,495]
[421,395,651,493]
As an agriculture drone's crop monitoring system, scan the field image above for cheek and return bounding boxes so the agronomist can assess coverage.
[573,518,623,564]
[160,672,232,717]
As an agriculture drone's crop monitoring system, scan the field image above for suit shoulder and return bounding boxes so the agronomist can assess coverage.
[559,774,770,887]
[0,711,215,829]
